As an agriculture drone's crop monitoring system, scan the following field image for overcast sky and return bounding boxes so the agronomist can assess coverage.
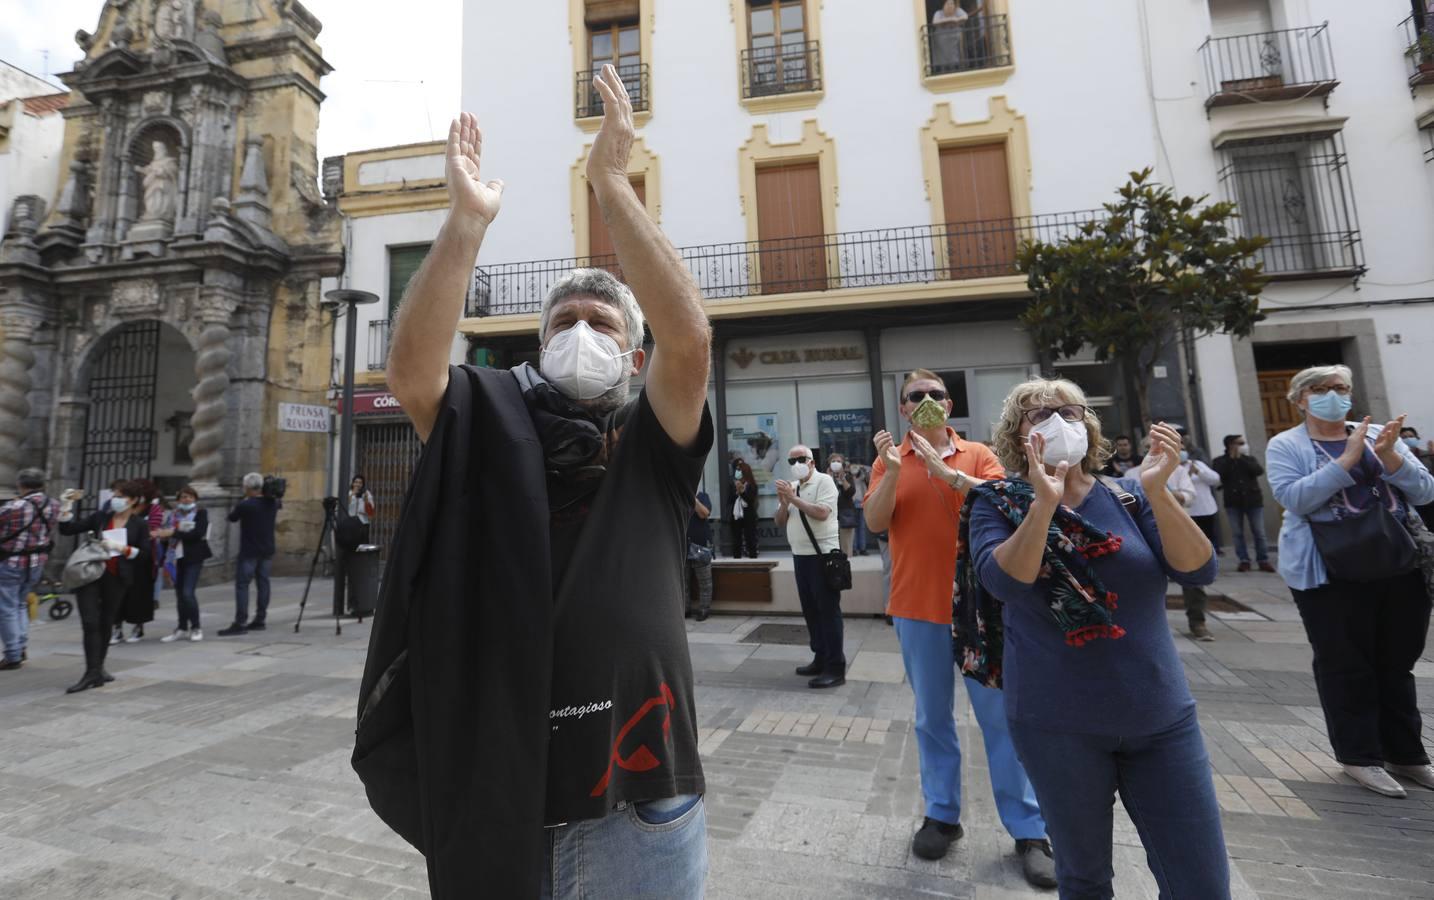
[0,0,462,162]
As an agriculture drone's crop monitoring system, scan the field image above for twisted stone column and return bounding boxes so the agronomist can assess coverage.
[188,295,236,485]
[0,310,41,487]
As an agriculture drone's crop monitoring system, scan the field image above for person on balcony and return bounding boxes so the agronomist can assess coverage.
[359,66,713,898]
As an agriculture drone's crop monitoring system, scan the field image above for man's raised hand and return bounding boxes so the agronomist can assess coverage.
[446,112,504,227]
[873,430,902,472]
[586,65,635,188]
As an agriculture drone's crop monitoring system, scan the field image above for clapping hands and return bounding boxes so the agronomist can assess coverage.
[1138,423,1184,497]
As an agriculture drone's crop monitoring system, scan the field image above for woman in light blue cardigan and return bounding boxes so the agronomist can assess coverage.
[1266,365,1434,799]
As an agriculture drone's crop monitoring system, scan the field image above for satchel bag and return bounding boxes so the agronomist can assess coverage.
[798,509,852,592]
[61,534,111,592]
[1308,441,1417,582]
[1402,509,1434,597]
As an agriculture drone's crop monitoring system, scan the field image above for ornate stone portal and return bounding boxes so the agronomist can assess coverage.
[0,0,342,574]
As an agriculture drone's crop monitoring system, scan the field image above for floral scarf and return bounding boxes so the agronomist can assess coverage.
[953,478,1128,689]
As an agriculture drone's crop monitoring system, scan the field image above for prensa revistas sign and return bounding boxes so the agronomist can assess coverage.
[278,403,331,433]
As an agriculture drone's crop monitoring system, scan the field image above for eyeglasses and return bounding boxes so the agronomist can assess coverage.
[904,390,947,403]
[1308,384,1352,396]
[1023,404,1086,426]
[786,455,811,466]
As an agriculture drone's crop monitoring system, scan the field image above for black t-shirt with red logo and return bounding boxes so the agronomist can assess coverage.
[543,389,713,825]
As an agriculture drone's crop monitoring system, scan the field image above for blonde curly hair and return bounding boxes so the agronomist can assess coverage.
[991,378,1111,475]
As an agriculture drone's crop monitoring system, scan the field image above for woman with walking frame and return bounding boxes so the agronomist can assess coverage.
[964,378,1229,898]
[58,480,152,693]
[1266,364,1434,797]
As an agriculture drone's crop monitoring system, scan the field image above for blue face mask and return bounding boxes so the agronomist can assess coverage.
[1403,437,1421,450]
[177,502,196,513]
[1306,391,1352,423]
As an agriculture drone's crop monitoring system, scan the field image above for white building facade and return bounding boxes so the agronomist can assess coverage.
[446,0,1434,547]
[0,61,67,239]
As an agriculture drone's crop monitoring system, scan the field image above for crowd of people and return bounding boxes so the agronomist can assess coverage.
[0,471,288,693]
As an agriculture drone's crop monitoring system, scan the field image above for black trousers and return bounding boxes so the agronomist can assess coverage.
[1291,570,1432,767]
[730,518,759,558]
[75,573,127,678]
[793,554,845,675]
[1193,513,1219,551]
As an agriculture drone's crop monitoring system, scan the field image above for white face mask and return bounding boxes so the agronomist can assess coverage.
[539,320,634,401]
[110,497,130,514]
[790,463,811,481]
[1031,414,1089,469]
[829,461,843,473]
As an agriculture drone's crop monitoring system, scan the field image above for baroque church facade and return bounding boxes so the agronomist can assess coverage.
[0,0,343,573]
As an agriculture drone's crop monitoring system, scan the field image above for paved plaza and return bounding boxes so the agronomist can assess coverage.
[0,566,1431,899]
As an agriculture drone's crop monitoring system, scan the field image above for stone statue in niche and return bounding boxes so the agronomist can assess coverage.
[154,0,194,43]
[138,141,178,223]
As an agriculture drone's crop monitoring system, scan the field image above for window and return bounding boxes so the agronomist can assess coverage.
[387,244,431,317]
[1218,133,1364,277]
[587,176,646,280]
[743,0,819,97]
[754,161,827,293]
[938,142,1016,277]
[922,0,1011,76]
[578,14,647,118]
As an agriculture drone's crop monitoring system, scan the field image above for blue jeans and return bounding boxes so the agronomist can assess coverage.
[793,554,845,675]
[0,564,41,662]
[853,508,868,554]
[234,556,271,626]
[1008,710,1231,900]
[893,616,1047,838]
[174,558,203,630]
[1224,506,1268,564]
[541,795,707,899]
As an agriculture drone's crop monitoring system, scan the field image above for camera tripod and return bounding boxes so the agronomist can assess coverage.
[295,496,345,635]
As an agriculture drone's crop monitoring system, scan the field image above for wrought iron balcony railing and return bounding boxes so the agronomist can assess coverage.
[466,211,1102,317]
[1401,15,1434,88]
[741,40,822,98]
[1200,25,1339,108]
[920,15,1012,77]
[575,63,650,118]
[368,319,390,371]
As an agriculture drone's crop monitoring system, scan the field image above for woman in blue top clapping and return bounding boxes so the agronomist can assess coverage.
[968,378,1227,899]
[1266,365,1434,798]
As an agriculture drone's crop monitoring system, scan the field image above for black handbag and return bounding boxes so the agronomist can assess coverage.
[798,509,852,592]
[1308,442,1417,582]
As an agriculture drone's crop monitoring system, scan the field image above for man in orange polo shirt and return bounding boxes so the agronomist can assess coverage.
[865,369,1055,889]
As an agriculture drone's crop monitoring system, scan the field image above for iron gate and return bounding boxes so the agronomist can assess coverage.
[78,321,161,513]
[355,419,423,559]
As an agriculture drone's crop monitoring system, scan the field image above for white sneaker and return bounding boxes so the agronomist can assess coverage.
[109,630,122,645]
[189,628,203,642]
[1387,763,1434,790]
[124,627,143,643]
[160,629,189,643]
[1343,764,1407,798]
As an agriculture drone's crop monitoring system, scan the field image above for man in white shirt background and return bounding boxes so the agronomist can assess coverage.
[775,444,845,689]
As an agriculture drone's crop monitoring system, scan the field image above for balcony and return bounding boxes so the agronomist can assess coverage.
[1217,133,1365,280]
[741,40,821,99]
[1402,15,1434,89]
[1200,25,1339,109]
[466,211,1101,317]
[575,63,650,120]
[368,319,390,371]
[921,15,1012,78]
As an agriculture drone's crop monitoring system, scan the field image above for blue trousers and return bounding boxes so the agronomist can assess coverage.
[1009,709,1231,900]
[541,795,706,899]
[234,556,271,625]
[1224,506,1269,564]
[893,616,1046,838]
[0,564,41,663]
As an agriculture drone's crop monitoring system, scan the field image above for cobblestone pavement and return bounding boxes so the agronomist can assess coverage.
[1,567,1431,899]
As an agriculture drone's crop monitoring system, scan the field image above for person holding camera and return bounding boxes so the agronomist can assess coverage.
[220,473,280,636]
[57,481,151,693]
[775,443,845,689]
[157,485,211,643]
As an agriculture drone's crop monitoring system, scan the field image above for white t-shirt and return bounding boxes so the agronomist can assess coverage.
[1186,460,1222,517]
[785,472,840,555]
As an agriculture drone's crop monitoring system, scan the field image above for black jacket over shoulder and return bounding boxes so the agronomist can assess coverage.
[352,365,553,899]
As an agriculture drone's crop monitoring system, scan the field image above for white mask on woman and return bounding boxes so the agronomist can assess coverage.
[1031,414,1089,469]
[540,320,634,401]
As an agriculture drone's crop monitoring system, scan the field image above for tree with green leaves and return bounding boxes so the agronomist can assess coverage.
[1016,168,1269,433]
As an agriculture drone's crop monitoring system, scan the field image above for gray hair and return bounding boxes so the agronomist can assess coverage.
[242,472,264,492]
[1286,365,1353,405]
[538,268,645,353]
[16,468,44,491]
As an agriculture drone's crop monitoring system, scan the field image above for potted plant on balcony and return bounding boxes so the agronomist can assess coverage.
[1407,30,1434,76]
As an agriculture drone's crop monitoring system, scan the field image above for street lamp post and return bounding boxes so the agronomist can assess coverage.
[324,289,379,621]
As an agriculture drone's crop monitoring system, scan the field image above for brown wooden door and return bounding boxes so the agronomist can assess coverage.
[1258,369,1303,439]
[588,177,646,280]
[755,161,827,294]
[939,142,1016,278]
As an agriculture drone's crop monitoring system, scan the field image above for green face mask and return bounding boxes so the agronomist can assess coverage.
[910,397,948,429]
